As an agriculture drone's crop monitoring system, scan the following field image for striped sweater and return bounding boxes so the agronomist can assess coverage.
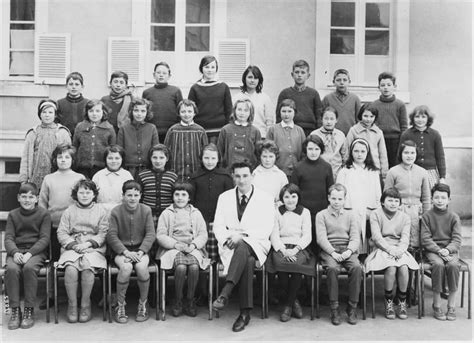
[137,168,178,216]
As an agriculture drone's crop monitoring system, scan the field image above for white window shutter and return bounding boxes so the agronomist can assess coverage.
[217,39,249,86]
[108,37,145,87]
[34,33,71,85]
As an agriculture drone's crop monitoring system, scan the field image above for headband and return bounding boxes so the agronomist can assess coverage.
[351,138,370,151]
[39,101,57,112]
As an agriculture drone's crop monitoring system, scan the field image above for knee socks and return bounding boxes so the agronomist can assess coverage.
[137,277,150,303]
[384,289,393,302]
[186,265,199,300]
[174,265,187,301]
[81,270,95,308]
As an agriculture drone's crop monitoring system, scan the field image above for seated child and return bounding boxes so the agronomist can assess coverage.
[57,72,89,136]
[107,180,156,323]
[4,183,51,330]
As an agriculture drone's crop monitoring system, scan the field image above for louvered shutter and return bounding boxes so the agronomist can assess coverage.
[217,39,249,86]
[108,38,145,86]
[34,33,71,85]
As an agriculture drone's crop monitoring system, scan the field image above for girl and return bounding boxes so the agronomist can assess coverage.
[73,99,116,179]
[137,144,178,226]
[252,140,288,203]
[92,145,133,212]
[217,98,261,169]
[400,105,446,189]
[234,65,274,138]
[267,184,312,322]
[267,99,306,178]
[156,182,209,317]
[346,103,389,179]
[164,99,208,181]
[19,99,71,190]
[336,138,381,254]
[188,55,232,143]
[56,179,108,323]
[117,98,159,178]
[365,188,419,320]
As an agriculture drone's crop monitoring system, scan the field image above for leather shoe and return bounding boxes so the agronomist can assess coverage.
[66,305,78,323]
[280,306,292,322]
[78,305,92,323]
[232,313,250,332]
[212,295,228,311]
[292,299,303,319]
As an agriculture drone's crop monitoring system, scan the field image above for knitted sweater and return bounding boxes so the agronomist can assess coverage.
[117,121,159,168]
[271,205,312,252]
[217,122,261,169]
[370,207,411,253]
[234,91,275,137]
[421,206,462,254]
[137,168,178,216]
[4,206,51,256]
[57,94,89,135]
[321,91,361,135]
[276,86,323,129]
[316,207,360,254]
[371,95,407,138]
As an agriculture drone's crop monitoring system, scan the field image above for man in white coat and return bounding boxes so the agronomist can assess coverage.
[212,161,275,332]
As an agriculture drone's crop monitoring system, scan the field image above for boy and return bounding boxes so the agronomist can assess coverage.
[321,69,361,135]
[107,180,156,323]
[421,183,462,321]
[370,72,408,168]
[276,60,322,136]
[4,182,51,330]
[315,183,361,325]
[57,72,89,136]
[101,71,134,133]
[143,62,183,142]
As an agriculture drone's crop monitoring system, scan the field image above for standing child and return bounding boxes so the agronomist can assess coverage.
[156,182,209,317]
[311,106,348,180]
[267,99,306,178]
[164,99,208,181]
[57,72,89,136]
[56,179,108,323]
[101,71,134,133]
[20,99,71,190]
[142,62,183,142]
[73,99,116,179]
[117,98,159,178]
[217,98,261,169]
[107,180,156,323]
[276,60,323,136]
[4,183,51,330]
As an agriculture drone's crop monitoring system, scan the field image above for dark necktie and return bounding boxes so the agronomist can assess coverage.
[240,194,247,207]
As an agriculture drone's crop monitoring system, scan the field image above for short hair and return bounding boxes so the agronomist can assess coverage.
[18,182,39,196]
[381,187,402,203]
[230,98,255,123]
[345,138,378,171]
[172,181,194,198]
[154,61,171,74]
[241,65,264,93]
[103,144,125,165]
[277,98,297,115]
[408,105,435,127]
[199,143,221,168]
[378,71,396,85]
[109,71,129,84]
[332,68,350,82]
[322,106,338,119]
[328,183,347,196]
[71,179,99,202]
[199,55,218,73]
[397,140,419,163]
[177,99,198,117]
[148,144,170,169]
[230,161,254,174]
[292,60,310,71]
[51,144,77,171]
[66,71,84,86]
[357,102,379,121]
[303,134,325,155]
[256,139,280,160]
[84,99,109,122]
[37,99,58,119]
[122,180,142,194]
[129,98,153,122]
[279,183,301,203]
[431,183,451,197]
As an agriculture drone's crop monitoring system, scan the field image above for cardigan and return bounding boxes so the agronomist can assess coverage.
[421,206,462,254]
[217,122,261,169]
[371,95,407,138]
[316,207,360,254]
[276,86,323,129]
[321,91,361,135]
[137,168,178,216]
[370,208,411,253]
[92,168,134,211]
[271,206,312,252]
[311,127,348,179]
[117,121,159,168]
[234,91,275,137]
[57,94,89,135]
[252,165,288,202]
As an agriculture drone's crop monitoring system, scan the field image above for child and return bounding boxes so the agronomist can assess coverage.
[321,69,361,135]
[267,99,306,178]
[316,183,361,325]
[137,144,178,226]
[217,98,261,169]
[56,179,108,323]
[156,182,209,317]
[346,103,389,179]
[164,99,208,181]
[92,145,133,212]
[57,72,89,136]
[234,65,274,138]
[117,98,159,178]
[73,99,116,179]
[371,72,408,168]
[188,55,232,143]
[421,183,462,321]
[142,62,183,142]
[267,183,312,322]
[107,180,156,323]
[365,187,419,320]
[311,106,348,179]
[19,99,72,190]
[252,140,288,203]
[4,183,51,330]
[101,71,134,133]
[400,105,446,189]
[276,60,323,136]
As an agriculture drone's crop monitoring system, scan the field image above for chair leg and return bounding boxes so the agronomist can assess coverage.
[214,263,220,319]
[102,269,107,321]
[315,264,320,319]
[54,267,58,324]
[362,269,366,320]
[107,267,112,323]
[46,267,50,323]
[264,267,268,318]
[461,269,465,308]
[260,265,265,319]
[155,267,160,321]
[160,270,166,321]
[407,270,413,308]
[421,266,425,317]
[371,271,375,319]
[208,265,213,320]
[417,269,422,319]
[310,276,314,320]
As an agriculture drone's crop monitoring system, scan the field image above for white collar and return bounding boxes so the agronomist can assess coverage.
[281,121,294,128]
[234,121,249,127]
[180,121,194,126]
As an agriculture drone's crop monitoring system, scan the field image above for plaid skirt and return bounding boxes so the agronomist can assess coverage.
[173,252,199,267]
[426,168,440,190]
[206,222,219,262]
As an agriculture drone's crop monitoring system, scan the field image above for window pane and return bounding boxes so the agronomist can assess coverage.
[151,26,175,51]
[9,51,34,76]
[186,0,210,24]
[151,0,175,24]
[185,26,209,51]
[331,2,355,27]
[366,3,390,28]
[10,0,35,21]
[365,30,389,55]
[10,28,35,49]
[330,29,354,54]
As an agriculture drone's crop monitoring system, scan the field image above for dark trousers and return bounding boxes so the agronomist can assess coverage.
[426,252,461,292]
[384,136,401,168]
[226,241,256,310]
